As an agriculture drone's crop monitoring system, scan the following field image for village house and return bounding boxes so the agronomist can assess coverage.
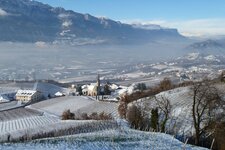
[15,90,42,104]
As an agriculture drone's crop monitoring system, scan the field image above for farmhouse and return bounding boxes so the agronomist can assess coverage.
[16,90,42,103]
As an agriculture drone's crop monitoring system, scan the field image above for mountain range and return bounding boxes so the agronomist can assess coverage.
[185,39,225,55]
[0,0,185,45]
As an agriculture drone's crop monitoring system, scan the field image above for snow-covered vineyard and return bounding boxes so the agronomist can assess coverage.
[0,115,59,135]
[0,128,208,150]
[29,96,119,118]
[0,95,120,142]
[133,86,198,136]
[0,108,42,121]
[133,83,225,138]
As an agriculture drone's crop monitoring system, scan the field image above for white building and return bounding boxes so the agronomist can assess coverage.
[82,83,98,96]
[82,74,101,96]
[15,90,42,103]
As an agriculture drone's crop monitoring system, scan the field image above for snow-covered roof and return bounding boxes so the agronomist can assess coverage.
[81,85,88,89]
[110,84,119,90]
[55,91,64,96]
[16,90,37,96]
[0,96,9,102]
[82,83,97,91]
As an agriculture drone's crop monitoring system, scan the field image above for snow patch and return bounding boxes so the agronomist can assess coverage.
[0,8,8,16]
[123,71,148,78]
[84,14,89,20]
[35,41,47,48]
[204,55,220,62]
[58,13,71,18]
[152,64,168,70]
[185,53,199,60]
[62,20,72,27]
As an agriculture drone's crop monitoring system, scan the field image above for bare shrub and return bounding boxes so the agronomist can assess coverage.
[98,112,113,120]
[81,113,89,120]
[158,78,174,91]
[62,109,75,120]
[89,112,98,120]
[75,112,113,120]
[177,81,194,87]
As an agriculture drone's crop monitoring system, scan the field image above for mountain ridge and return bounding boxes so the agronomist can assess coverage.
[0,0,185,45]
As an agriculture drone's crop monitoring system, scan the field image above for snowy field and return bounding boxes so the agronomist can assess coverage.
[29,96,119,117]
[0,128,208,150]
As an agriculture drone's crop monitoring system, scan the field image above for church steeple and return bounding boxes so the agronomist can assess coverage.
[97,74,100,95]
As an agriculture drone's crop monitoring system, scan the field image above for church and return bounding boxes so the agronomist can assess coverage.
[82,74,101,97]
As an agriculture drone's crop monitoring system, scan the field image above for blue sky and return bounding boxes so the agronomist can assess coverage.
[36,0,225,37]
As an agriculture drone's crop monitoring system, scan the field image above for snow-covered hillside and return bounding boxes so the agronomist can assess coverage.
[133,83,225,138]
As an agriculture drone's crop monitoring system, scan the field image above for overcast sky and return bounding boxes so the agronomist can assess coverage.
[36,0,225,37]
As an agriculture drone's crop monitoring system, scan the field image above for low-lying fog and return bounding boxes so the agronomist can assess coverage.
[0,42,188,81]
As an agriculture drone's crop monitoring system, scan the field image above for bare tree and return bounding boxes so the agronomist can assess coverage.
[190,80,222,145]
[126,104,143,129]
[154,95,171,132]
[118,94,129,118]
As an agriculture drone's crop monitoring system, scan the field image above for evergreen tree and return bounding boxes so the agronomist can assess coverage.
[104,84,111,95]
[137,83,147,92]
[151,108,159,131]
[77,86,83,95]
